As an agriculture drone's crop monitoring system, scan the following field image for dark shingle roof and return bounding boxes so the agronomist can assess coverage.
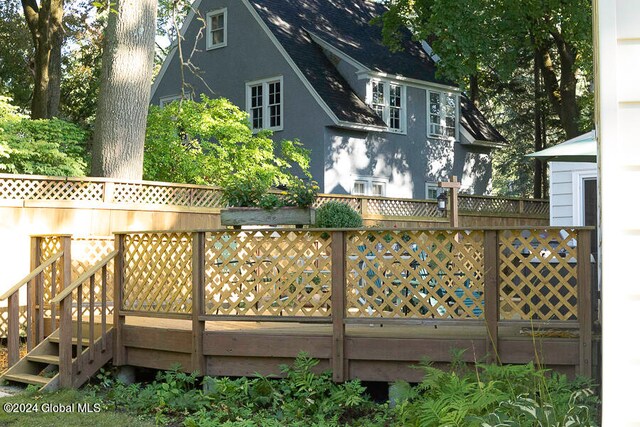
[247,0,504,142]
[460,96,505,143]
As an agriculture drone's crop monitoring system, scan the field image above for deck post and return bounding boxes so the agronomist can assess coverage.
[483,230,500,363]
[191,231,206,375]
[7,292,20,367]
[331,231,347,382]
[59,295,73,388]
[60,235,71,326]
[113,234,126,366]
[577,229,593,378]
[27,236,41,351]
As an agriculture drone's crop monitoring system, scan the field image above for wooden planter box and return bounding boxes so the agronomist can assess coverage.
[221,207,316,226]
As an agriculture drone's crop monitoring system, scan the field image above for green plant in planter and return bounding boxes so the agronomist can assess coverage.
[222,173,273,207]
[258,193,283,211]
[281,177,319,208]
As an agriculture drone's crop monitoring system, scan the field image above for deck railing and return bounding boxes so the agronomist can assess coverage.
[0,173,548,219]
[0,235,71,366]
[113,226,593,378]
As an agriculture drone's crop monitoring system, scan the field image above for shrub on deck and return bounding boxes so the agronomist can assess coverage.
[315,201,363,228]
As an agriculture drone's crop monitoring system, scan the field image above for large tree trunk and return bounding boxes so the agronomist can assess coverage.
[47,28,62,116]
[21,0,63,119]
[91,0,158,179]
[537,33,581,139]
[533,49,543,199]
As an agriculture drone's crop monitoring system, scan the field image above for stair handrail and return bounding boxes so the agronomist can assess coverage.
[51,250,117,388]
[0,252,63,301]
[1,250,65,368]
[50,250,118,305]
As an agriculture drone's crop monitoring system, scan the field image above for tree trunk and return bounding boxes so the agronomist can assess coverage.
[538,39,580,139]
[533,49,543,199]
[47,28,62,117]
[21,0,64,119]
[91,0,158,179]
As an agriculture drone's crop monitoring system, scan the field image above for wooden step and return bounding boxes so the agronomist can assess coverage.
[3,373,50,386]
[48,335,92,346]
[26,354,60,365]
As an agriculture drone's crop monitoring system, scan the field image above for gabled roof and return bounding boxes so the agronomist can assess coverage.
[245,0,504,143]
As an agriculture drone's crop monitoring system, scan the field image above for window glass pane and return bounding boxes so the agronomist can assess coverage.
[390,107,401,130]
[390,85,401,107]
[353,181,366,195]
[372,81,384,105]
[268,81,281,128]
[209,12,225,46]
[372,183,385,197]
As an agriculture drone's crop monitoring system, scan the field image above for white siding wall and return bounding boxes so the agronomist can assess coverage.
[597,1,640,424]
[549,162,597,226]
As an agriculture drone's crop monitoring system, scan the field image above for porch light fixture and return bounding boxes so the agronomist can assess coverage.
[437,191,447,211]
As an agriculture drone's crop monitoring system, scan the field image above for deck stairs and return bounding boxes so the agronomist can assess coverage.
[1,322,113,391]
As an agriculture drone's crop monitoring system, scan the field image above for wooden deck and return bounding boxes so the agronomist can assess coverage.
[1,227,595,389]
[121,316,582,382]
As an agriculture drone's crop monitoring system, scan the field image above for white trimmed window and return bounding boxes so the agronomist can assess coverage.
[246,77,283,131]
[352,176,386,196]
[206,8,227,50]
[159,92,193,107]
[428,90,458,139]
[425,182,442,200]
[367,80,406,133]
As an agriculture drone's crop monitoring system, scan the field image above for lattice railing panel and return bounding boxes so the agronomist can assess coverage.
[40,236,63,304]
[523,200,550,216]
[345,230,485,319]
[113,183,225,207]
[314,196,361,212]
[0,306,28,338]
[499,229,578,321]
[70,237,115,316]
[459,196,520,214]
[123,233,193,314]
[367,199,441,218]
[0,177,103,201]
[204,230,332,317]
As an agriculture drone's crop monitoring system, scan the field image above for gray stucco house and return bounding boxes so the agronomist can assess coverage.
[151,0,505,199]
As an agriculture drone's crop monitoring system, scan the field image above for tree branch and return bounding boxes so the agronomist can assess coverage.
[21,0,40,45]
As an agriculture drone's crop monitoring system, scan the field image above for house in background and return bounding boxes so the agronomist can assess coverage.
[151,0,506,199]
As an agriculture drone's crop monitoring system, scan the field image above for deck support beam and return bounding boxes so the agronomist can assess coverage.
[577,229,593,377]
[484,230,500,363]
[113,234,126,366]
[331,231,347,382]
[191,232,206,375]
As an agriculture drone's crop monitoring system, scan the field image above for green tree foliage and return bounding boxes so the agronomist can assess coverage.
[379,0,594,197]
[0,1,33,110]
[0,96,88,176]
[144,95,313,192]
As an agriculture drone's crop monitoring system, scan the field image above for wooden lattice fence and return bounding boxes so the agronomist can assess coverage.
[116,227,589,327]
[0,174,548,220]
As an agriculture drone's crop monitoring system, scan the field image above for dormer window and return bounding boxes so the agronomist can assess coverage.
[367,79,406,133]
[206,8,227,50]
[428,90,458,139]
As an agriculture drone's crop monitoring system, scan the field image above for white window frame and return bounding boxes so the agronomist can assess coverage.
[366,79,406,134]
[425,182,442,200]
[352,176,387,197]
[159,92,193,107]
[572,170,598,226]
[206,8,227,50]
[245,76,284,132]
[427,90,459,140]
